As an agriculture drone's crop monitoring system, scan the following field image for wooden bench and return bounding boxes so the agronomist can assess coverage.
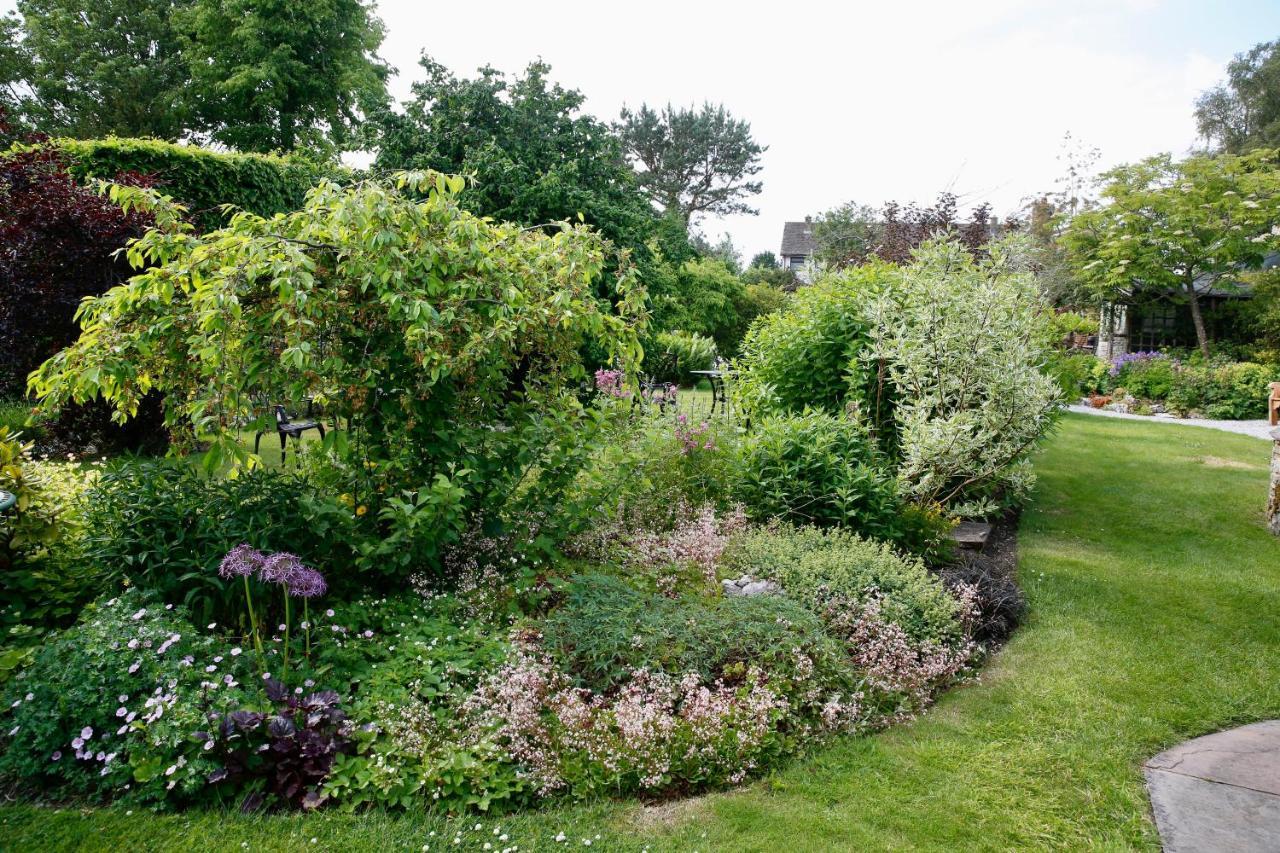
[1270,382,1280,427]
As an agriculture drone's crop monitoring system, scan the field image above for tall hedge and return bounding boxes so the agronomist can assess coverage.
[53,138,348,229]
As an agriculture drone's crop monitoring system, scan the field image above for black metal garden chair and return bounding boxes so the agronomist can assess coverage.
[254,403,325,463]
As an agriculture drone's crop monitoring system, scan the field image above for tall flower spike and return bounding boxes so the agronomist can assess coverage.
[219,544,265,579]
[258,552,306,586]
[287,567,328,599]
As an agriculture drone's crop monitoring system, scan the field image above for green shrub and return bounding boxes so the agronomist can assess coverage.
[0,429,102,628]
[722,526,963,646]
[1110,354,1177,400]
[1167,360,1277,419]
[647,330,716,385]
[734,264,890,417]
[0,589,254,805]
[731,411,909,542]
[1046,352,1107,398]
[80,460,359,626]
[53,138,343,229]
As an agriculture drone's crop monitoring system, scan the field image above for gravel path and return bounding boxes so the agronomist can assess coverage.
[1066,404,1274,440]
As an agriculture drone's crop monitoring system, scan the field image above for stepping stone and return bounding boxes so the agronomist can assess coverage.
[1144,720,1280,852]
[950,521,992,550]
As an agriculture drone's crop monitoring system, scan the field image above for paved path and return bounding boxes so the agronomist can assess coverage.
[1145,721,1280,852]
[1067,404,1273,440]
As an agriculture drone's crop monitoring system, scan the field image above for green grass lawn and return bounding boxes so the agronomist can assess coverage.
[6,412,1280,851]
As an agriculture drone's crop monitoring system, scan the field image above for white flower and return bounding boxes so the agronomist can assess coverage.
[231,647,242,656]
[80,726,93,740]
[130,609,146,621]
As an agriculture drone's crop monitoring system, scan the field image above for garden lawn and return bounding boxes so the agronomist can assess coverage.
[5,411,1280,851]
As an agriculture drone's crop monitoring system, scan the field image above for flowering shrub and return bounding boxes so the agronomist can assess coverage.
[1108,350,1168,377]
[674,413,716,454]
[0,590,254,805]
[1109,351,1177,400]
[461,642,790,796]
[593,368,632,399]
[566,411,740,536]
[825,593,975,723]
[617,504,747,588]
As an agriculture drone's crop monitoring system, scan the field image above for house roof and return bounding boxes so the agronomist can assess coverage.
[780,221,818,257]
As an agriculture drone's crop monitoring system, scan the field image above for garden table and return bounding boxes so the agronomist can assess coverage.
[691,369,727,416]
[0,489,14,513]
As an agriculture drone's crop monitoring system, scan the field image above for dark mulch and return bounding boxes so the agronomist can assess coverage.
[935,508,1025,646]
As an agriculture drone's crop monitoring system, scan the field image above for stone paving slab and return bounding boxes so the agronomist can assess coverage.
[1067,405,1273,440]
[1145,721,1280,852]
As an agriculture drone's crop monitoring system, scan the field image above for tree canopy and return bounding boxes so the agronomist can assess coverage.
[373,58,654,254]
[1061,149,1280,354]
[178,0,389,154]
[616,102,765,226]
[2,0,193,139]
[0,0,389,153]
[1195,39,1280,154]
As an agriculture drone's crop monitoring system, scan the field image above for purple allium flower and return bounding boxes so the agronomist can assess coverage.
[258,552,306,585]
[219,544,266,579]
[287,566,328,599]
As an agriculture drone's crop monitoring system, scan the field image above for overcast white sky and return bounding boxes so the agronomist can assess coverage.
[368,0,1278,258]
[6,0,1278,258]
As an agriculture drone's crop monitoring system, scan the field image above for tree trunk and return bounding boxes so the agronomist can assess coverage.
[1186,276,1210,357]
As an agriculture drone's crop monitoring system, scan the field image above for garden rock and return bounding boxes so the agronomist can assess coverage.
[721,575,780,597]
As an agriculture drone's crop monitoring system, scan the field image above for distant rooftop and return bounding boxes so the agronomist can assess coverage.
[780,220,818,257]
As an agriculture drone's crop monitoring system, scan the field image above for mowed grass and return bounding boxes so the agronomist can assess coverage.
[6,412,1280,850]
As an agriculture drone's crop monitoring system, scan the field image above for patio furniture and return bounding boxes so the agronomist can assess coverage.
[0,489,14,513]
[254,403,325,463]
[1270,382,1280,426]
[690,369,727,415]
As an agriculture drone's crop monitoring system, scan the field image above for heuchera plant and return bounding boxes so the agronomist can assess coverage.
[206,678,353,811]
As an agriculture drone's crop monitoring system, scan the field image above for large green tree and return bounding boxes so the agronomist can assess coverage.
[1195,39,1280,154]
[3,0,192,139]
[616,102,765,226]
[373,58,654,252]
[1062,149,1280,355]
[178,0,389,153]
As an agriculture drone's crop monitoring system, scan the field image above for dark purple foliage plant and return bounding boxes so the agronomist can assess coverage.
[205,678,353,811]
